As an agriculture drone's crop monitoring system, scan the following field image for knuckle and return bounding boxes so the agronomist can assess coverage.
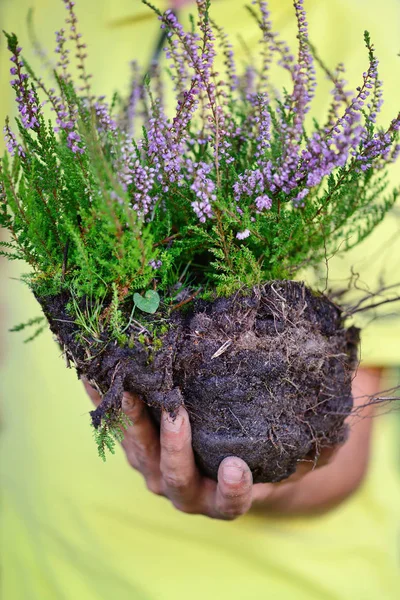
[162,471,190,491]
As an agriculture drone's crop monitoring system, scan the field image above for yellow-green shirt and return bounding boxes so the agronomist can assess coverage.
[1,1,400,599]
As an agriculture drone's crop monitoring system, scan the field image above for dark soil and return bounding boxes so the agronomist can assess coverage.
[38,281,360,483]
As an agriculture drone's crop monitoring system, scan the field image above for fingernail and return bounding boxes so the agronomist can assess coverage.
[223,465,244,484]
[163,409,183,432]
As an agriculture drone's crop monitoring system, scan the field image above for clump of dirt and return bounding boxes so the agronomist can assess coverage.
[38,281,359,483]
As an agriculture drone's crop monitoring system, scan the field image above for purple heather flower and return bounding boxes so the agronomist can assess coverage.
[55,29,70,82]
[234,167,268,204]
[279,1,316,166]
[63,0,92,96]
[253,93,271,159]
[4,0,398,245]
[391,114,400,132]
[255,194,272,211]
[94,97,117,134]
[131,162,158,218]
[147,100,186,190]
[324,63,353,129]
[160,3,232,170]
[67,130,84,154]
[390,143,400,163]
[53,95,84,154]
[240,66,256,101]
[3,121,25,158]
[236,229,251,240]
[190,161,216,222]
[254,1,273,95]
[254,0,295,79]
[293,187,309,207]
[149,259,163,270]
[164,34,190,95]
[115,136,159,218]
[8,45,40,130]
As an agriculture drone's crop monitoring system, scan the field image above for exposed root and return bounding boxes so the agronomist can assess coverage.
[90,368,124,428]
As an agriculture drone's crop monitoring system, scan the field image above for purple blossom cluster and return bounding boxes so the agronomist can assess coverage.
[229,5,399,223]
[149,259,163,270]
[55,28,70,82]
[3,120,25,158]
[52,19,85,153]
[115,136,159,218]
[4,24,86,155]
[146,100,186,190]
[130,160,159,217]
[53,93,84,154]
[63,0,92,96]
[94,97,117,134]
[188,161,216,222]
[236,229,250,240]
[4,0,399,247]
[159,4,233,172]
[9,44,40,130]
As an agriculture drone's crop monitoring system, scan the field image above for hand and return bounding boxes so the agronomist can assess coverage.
[83,381,338,520]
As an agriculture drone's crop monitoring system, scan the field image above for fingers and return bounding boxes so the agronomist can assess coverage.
[83,380,162,492]
[83,380,255,519]
[160,406,202,511]
[212,457,253,520]
[120,393,162,494]
[159,409,254,519]
[159,410,254,519]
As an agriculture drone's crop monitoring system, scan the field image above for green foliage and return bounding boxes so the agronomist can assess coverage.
[133,290,161,314]
[71,292,105,344]
[9,315,46,343]
[210,245,264,297]
[109,284,127,345]
[92,410,132,461]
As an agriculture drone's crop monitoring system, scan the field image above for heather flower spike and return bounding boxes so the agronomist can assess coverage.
[1,1,399,472]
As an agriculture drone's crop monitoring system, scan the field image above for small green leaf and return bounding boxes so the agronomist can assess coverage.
[133,290,160,314]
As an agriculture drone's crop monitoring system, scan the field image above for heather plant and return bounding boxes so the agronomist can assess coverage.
[1,0,399,475]
[2,0,399,310]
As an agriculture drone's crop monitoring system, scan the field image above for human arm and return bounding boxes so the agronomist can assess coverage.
[84,366,380,519]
